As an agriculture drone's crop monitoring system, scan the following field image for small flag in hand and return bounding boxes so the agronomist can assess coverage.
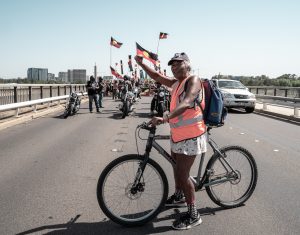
[110,66,123,79]
[110,37,123,48]
[159,32,168,39]
[136,42,159,66]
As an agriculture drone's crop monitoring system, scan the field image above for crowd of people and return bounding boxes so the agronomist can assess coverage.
[86,74,146,113]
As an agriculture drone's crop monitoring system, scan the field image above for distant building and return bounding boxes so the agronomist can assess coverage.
[48,73,55,80]
[103,75,113,80]
[27,68,48,81]
[68,69,86,83]
[58,72,68,82]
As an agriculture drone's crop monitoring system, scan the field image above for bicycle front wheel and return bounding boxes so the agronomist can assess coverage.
[205,146,258,208]
[97,154,168,226]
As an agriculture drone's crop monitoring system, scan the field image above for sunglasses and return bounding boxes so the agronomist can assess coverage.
[171,60,184,66]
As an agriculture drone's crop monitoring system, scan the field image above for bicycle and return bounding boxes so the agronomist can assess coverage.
[97,122,258,227]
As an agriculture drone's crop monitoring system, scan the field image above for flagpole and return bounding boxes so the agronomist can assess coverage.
[153,38,160,71]
[156,38,160,55]
[110,46,112,67]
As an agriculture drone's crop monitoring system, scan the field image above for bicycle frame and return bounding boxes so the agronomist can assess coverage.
[138,126,239,192]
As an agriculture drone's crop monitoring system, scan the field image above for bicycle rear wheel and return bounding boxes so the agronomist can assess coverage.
[205,146,258,208]
[97,154,168,226]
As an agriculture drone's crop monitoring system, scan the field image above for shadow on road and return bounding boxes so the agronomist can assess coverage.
[52,112,88,119]
[16,206,231,235]
[227,108,249,114]
[133,112,151,119]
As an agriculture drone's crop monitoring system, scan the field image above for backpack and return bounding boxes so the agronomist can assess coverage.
[184,78,227,127]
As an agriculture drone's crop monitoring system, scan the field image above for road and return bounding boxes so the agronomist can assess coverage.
[0,96,299,235]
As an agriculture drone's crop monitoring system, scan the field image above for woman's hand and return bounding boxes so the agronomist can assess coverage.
[150,116,164,126]
[134,55,143,66]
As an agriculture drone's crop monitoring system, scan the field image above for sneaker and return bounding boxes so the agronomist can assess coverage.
[172,213,202,230]
[97,110,101,113]
[90,110,93,113]
[165,194,186,207]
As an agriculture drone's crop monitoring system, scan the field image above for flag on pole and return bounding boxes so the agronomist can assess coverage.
[128,55,133,72]
[136,42,159,66]
[110,66,123,79]
[110,37,123,48]
[159,32,168,39]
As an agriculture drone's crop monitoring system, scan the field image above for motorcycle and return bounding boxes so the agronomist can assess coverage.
[153,86,170,117]
[119,85,136,119]
[63,91,81,119]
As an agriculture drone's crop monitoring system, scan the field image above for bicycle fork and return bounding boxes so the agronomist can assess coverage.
[130,156,149,195]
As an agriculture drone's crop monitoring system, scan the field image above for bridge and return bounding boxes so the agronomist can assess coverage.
[0,95,299,234]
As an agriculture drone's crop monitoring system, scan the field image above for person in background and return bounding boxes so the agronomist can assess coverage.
[105,81,110,97]
[112,80,119,100]
[86,76,100,113]
[150,82,162,116]
[98,76,105,108]
[135,79,142,99]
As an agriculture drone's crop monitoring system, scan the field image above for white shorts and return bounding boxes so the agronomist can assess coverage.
[170,134,207,156]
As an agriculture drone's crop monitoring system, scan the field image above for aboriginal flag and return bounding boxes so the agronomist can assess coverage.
[110,37,123,48]
[136,43,159,66]
[110,66,123,79]
[159,32,168,39]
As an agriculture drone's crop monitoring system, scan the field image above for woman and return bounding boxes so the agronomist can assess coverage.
[135,52,207,230]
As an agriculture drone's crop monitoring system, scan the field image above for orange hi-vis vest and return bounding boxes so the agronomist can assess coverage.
[169,76,206,143]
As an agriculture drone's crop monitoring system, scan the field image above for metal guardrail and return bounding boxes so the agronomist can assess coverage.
[0,84,86,105]
[248,86,300,98]
[255,95,300,117]
[255,95,300,103]
[0,92,87,117]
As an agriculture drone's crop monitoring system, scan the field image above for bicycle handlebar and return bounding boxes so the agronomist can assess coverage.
[138,122,218,134]
[137,122,156,131]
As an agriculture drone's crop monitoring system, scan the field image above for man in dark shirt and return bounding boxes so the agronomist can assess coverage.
[150,82,162,115]
[86,76,100,113]
[98,76,105,108]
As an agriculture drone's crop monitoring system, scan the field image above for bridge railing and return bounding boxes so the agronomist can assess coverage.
[0,92,87,118]
[255,95,300,117]
[0,84,86,105]
[248,86,300,98]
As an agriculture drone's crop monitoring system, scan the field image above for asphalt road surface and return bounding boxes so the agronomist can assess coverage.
[0,96,299,235]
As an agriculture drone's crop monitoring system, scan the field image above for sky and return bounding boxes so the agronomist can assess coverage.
[0,0,299,79]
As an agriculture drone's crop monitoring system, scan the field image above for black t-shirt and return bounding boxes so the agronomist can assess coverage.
[98,82,104,92]
[86,81,97,95]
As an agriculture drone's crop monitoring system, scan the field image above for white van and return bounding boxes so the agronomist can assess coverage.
[212,79,256,113]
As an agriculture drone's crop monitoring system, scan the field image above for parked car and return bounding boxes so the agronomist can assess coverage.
[212,79,256,113]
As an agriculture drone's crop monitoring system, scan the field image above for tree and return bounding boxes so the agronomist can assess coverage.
[278,79,291,87]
